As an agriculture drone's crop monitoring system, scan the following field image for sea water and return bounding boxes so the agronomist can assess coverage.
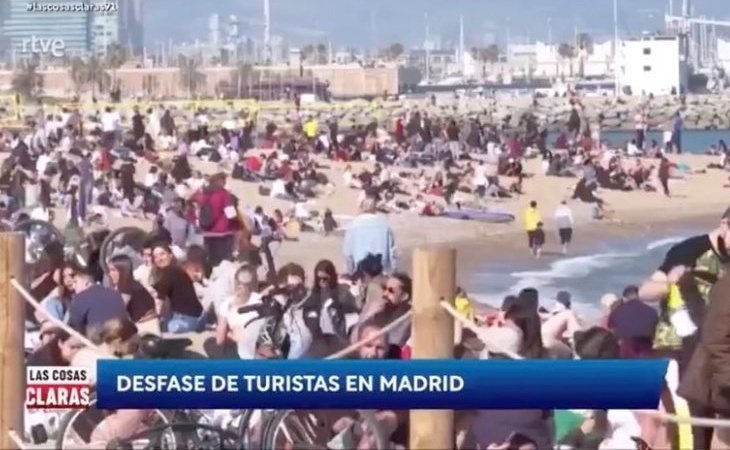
[465,228,703,319]
[548,129,730,154]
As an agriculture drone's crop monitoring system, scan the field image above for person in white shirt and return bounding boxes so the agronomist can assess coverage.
[144,166,159,188]
[293,202,310,221]
[554,201,574,255]
[101,107,121,147]
[662,126,673,153]
[473,161,488,196]
[36,152,51,175]
[30,204,52,222]
[627,140,642,157]
[317,132,330,151]
[215,264,267,359]
[270,178,288,199]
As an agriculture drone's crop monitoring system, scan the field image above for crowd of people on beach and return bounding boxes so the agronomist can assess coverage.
[5,92,730,450]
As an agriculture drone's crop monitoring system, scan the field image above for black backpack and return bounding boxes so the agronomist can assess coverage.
[198,196,215,231]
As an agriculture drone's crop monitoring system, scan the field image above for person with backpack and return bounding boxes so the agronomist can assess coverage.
[195,172,236,268]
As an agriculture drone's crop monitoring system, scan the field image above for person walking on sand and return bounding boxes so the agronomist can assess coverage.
[672,111,683,154]
[658,155,671,197]
[523,201,542,257]
[554,201,574,255]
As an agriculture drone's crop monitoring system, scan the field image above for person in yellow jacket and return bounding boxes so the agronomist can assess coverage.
[454,287,474,322]
[303,116,319,140]
[523,200,542,255]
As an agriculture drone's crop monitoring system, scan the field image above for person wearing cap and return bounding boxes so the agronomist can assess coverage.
[639,207,730,450]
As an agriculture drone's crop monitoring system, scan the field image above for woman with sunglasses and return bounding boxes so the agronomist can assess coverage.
[107,254,160,335]
[275,263,314,359]
[305,259,359,341]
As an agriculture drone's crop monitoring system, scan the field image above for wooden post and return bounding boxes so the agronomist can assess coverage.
[0,233,25,449]
[409,247,456,450]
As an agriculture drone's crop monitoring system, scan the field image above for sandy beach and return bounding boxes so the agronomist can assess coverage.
[60,151,728,282]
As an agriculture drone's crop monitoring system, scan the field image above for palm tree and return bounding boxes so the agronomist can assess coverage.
[177,54,206,98]
[558,43,576,77]
[576,33,593,78]
[12,56,43,100]
[316,43,327,64]
[471,45,500,64]
[84,55,109,98]
[301,44,315,62]
[142,74,159,98]
[236,62,254,97]
[384,43,405,61]
[68,56,86,97]
[105,43,127,91]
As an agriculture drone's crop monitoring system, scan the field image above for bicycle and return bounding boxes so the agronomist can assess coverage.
[55,393,175,450]
[260,409,387,450]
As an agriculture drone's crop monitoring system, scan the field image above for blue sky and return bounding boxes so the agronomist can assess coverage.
[144,0,728,48]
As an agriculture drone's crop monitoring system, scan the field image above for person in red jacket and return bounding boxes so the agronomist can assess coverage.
[195,172,236,267]
[395,117,405,144]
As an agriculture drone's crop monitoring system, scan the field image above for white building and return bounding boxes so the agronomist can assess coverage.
[505,41,614,80]
[617,36,687,96]
[209,14,220,46]
[89,2,119,57]
[717,38,730,74]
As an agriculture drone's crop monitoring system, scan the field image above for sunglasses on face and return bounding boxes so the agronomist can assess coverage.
[317,275,330,282]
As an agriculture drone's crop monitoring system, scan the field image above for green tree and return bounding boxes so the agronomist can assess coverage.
[471,45,500,64]
[558,43,575,59]
[576,32,594,55]
[558,43,576,77]
[236,62,254,97]
[177,55,206,98]
[301,44,315,62]
[142,74,159,98]
[84,55,110,97]
[105,43,127,90]
[68,56,86,96]
[384,42,405,61]
[12,56,43,100]
[316,43,327,64]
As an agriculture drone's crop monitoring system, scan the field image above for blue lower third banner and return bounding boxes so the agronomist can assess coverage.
[97,359,667,410]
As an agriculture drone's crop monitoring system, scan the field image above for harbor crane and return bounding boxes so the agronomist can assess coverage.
[664,0,730,70]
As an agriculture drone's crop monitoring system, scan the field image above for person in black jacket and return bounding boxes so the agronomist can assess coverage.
[131,107,145,143]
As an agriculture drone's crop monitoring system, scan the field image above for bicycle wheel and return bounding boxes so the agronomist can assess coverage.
[99,226,148,273]
[260,409,387,450]
[14,219,65,265]
[55,396,175,450]
[237,409,271,450]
